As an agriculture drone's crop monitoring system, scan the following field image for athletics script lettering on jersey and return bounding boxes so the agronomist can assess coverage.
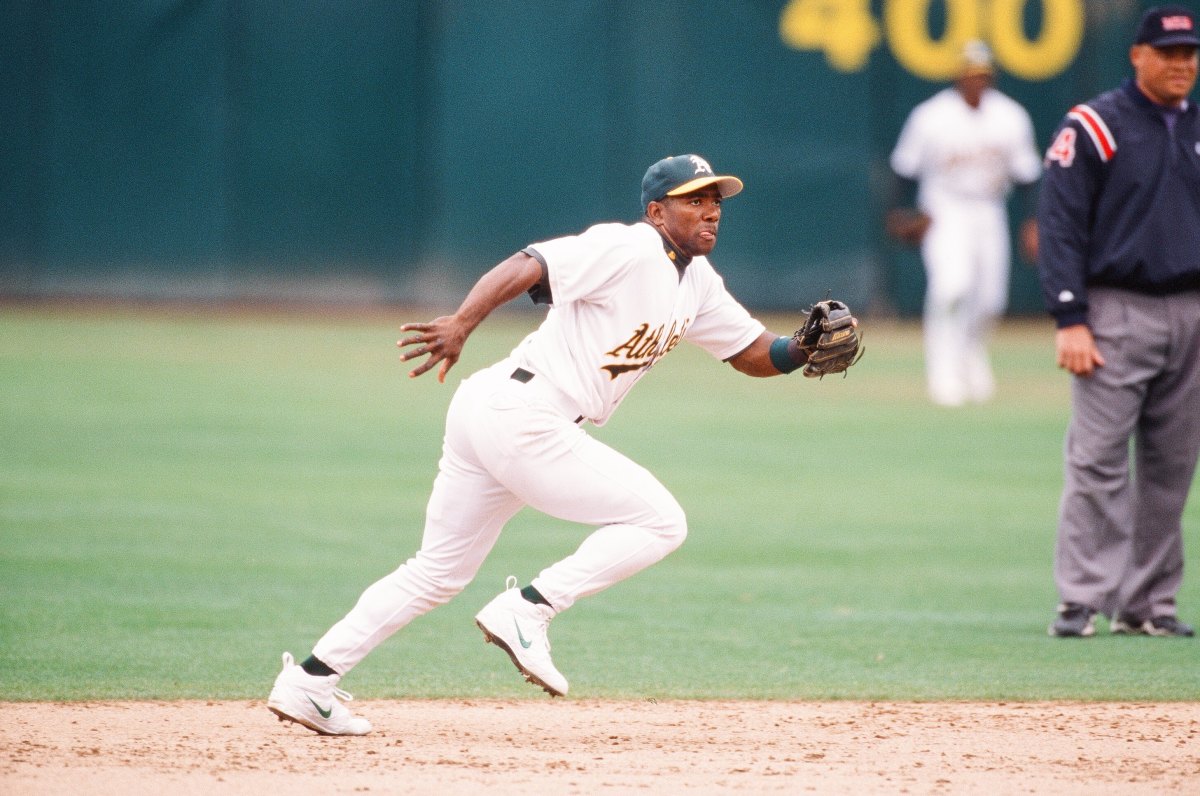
[602,318,691,379]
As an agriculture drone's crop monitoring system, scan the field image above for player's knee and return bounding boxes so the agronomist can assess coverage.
[401,554,473,605]
[651,500,688,551]
[424,579,464,606]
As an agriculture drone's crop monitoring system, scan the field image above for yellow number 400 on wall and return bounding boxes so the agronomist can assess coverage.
[780,0,1084,81]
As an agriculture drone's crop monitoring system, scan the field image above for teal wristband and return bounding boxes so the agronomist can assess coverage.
[769,336,802,374]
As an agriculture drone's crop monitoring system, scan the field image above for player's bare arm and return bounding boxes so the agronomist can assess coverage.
[398,252,543,382]
[728,330,800,377]
[729,306,862,378]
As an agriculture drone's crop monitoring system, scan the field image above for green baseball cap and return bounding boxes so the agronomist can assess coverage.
[640,155,744,211]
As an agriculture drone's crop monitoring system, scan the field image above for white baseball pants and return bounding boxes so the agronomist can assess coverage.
[920,198,1011,406]
[312,358,687,674]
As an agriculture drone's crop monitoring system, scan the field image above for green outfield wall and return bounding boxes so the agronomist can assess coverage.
[0,1,1182,313]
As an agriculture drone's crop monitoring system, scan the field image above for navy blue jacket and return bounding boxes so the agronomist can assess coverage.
[1037,80,1200,328]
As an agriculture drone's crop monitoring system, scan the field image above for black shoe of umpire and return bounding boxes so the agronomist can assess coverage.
[1111,614,1195,637]
[1048,602,1096,637]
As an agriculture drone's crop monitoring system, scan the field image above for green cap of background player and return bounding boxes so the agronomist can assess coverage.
[640,155,744,211]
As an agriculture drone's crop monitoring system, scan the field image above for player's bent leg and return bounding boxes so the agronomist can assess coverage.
[472,418,687,695]
[473,514,686,698]
[468,393,688,611]
[311,463,524,674]
[307,388,526,675]
[532,519,686,611]
[510,432,688,612]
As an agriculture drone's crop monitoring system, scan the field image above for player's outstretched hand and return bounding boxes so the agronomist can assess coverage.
[398,316,470,383]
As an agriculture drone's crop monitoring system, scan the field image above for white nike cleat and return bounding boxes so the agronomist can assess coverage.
[475,576,569,697]
[267,652,372,736]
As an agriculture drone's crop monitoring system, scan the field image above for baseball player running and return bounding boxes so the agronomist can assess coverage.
[887,41,1042,406]
[267,154,862,735]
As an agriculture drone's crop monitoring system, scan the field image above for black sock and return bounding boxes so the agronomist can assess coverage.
[301,655,337,677]
[521,585,551,607]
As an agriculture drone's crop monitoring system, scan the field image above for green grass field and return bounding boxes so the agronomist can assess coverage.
[2,305,1196,702]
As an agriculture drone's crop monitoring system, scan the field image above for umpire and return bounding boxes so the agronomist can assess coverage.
[1038,5,1200,638]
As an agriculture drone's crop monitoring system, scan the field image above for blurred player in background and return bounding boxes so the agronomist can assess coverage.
[1039,6,1200,639]
[887,40,1042,407]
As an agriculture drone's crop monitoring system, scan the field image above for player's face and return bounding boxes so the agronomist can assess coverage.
[653,185,723,257]
[956,72,992,108]
[1131,43,1199,107]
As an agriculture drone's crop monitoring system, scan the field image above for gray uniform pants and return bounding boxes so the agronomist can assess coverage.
[1054,287,1200,620]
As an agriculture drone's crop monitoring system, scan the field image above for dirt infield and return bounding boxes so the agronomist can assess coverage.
[3,700,1198,794]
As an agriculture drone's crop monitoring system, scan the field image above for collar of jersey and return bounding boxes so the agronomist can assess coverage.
[641,221,693,271]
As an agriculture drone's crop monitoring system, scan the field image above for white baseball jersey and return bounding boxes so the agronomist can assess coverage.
[890,87,1042,209]
[518,221,764,426]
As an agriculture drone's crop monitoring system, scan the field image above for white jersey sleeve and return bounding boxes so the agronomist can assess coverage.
[1002,95,1043,186]
[889,102,929,180]
[681,259,765,361]
[528,223,640,306]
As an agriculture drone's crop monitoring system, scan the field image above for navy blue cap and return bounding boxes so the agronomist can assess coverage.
[1135,5,1200,47]
[640,155,743,211]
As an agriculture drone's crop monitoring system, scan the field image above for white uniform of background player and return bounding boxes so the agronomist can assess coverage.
[267,155,832,735]
[889,41,1042,406]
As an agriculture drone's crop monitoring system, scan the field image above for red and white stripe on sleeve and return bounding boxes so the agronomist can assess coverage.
[1067,104,1116,162]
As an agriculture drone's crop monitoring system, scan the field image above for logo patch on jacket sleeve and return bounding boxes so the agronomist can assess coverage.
[1046,128,1077,168]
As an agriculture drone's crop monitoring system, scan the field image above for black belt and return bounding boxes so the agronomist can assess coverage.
[510,368,584,424]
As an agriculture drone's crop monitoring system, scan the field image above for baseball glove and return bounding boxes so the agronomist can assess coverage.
[793,299,864,378]
[885,208,931,247]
